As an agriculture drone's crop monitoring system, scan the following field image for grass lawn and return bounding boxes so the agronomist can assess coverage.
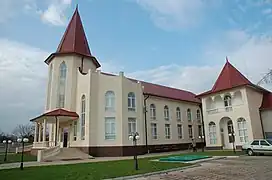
[0,150,244,180]
[0,153,37,164]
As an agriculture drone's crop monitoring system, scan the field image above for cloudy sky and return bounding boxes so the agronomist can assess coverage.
[0,0,272,133]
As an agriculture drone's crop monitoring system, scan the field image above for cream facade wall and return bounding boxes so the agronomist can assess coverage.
[145,96,203,146]
[201,87,255,149]
[45,55,203,149]
[261,110,272,138]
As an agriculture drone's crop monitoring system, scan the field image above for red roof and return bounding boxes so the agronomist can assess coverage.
[101,72,200,104]
[260,93,272,110]
[30,108,79,121]
[44,6,101,68]
[197,59,253,97]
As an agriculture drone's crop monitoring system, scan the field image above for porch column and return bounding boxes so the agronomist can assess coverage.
[38,123,42,142]
[34,122,38,142]
[43,119,47,142]
[55,117,59,146]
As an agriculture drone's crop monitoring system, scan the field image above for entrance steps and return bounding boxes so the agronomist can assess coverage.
[44,148,93,162]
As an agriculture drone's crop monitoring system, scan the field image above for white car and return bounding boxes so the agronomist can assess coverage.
[242,139,272,156]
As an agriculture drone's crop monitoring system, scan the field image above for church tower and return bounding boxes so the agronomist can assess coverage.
[44,6,100,112]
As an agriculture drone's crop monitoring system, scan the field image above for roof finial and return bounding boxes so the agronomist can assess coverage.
[226,56,229,63]
[76,4,78,10]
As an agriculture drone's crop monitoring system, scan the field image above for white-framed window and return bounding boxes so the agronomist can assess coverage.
[208,121,217,144]
[105,117,116,140]
[128,118,136,135]
[188,125,193,138]
[151,123,157,139]
[47,64,53,109]
[196,109,201,121]
[198,125,203,137]
[237,118,248,143]
[105,91,115,111]
[176,107,181,121]
[73,121,77,141]
[224,95,232,107]
[128,92,136,111]
[164,105,169,120]
[150,104,156,120]
[81,95,86,140]
[187,109,192,121]
[57,62,67,108]
[177,124,183,139]
[165,124,171,139]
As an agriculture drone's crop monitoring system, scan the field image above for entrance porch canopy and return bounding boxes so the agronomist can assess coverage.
[30,108,79,123]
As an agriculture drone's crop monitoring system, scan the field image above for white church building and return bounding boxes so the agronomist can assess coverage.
[30,7,272,157]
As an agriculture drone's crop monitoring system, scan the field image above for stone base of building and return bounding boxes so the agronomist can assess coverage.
[205,145,243,151]
[73,142,205,157]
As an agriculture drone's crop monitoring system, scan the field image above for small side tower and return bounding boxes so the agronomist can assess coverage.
[44,6,100,111]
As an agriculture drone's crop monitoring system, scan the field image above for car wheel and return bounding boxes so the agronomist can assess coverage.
[247,149,254,156]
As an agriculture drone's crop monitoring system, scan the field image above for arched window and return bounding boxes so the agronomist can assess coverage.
[227,120,234,143]
[164,105,169,120]
[128,92,136,111]
[196,109,201,121]
[224,95,232,107]
[81,95,86,140]
[187,109,191,121]
[105,91,115,111]
[237,118,248,143]
[176,107,181,121]
[150,104,156,120]
[208,122,217,144]
[57,62,67,108]
[47,64,53,109]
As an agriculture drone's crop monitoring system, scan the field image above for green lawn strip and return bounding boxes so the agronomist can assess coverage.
[0,150,244,180]
[0,154,37,164]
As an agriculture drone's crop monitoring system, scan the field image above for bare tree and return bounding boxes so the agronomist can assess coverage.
[13,123,34,138]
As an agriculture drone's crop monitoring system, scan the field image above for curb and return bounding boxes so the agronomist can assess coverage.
[103,164,201,180]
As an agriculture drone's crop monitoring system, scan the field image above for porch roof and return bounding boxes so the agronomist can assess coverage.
[30,108,79,122]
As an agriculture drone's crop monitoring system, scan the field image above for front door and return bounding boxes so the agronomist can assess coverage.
[63,132,68,148]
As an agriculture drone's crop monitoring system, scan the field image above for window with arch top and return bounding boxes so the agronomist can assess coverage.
[57,62,67,108]
[164,105,169,120]
[237,118,248,143]
[187,109,192,121]
[105,91,115,111]
[128,92,136,111]
[196,109,201,121]
[208,121,217,144]
[150,104,156,120]
[81,95,86,140]
[224,95,232,107]
[176,107,181,121]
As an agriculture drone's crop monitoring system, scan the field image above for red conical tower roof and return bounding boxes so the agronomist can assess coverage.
[45,6,101,68]
[211,57,252,92]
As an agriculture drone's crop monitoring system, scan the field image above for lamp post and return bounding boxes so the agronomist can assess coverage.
[129,132,140,170]
[228,132,236,154]
[2,140,12,162]
[17,137,29,170]
[198,135,205,152]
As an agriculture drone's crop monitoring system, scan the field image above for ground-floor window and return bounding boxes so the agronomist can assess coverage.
[151,123,157,139]
[177,124,183,139]
[198,125,203,137]
[105,117,116,140]
[165,124,171,139]
[128,118,136,135]
[188,125,193,138]
[208,122,217,144]
[237,118,248,143]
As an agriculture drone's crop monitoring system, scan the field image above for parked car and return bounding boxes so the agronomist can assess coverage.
[242,139,272,156]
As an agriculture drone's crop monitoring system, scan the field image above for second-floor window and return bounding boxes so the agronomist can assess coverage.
[150,104,156,120]
[164,105,169,120]
[187,109,192,121]
[57,62,67,108]
[128,92,136,111]
[105,91,115,111]
[224,95,232,107]
[176,107,181,121]
[196,109,201,121]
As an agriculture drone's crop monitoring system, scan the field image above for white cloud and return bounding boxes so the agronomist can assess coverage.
[133,0,209,30]
[40,0,72,26]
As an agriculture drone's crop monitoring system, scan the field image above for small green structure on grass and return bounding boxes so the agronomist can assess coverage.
[159,155,211,162]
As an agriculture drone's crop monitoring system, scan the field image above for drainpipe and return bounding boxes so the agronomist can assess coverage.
[259,110,266,139]
[143,94,150,153]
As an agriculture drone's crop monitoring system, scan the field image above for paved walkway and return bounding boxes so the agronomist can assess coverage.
[0,150,190,170]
